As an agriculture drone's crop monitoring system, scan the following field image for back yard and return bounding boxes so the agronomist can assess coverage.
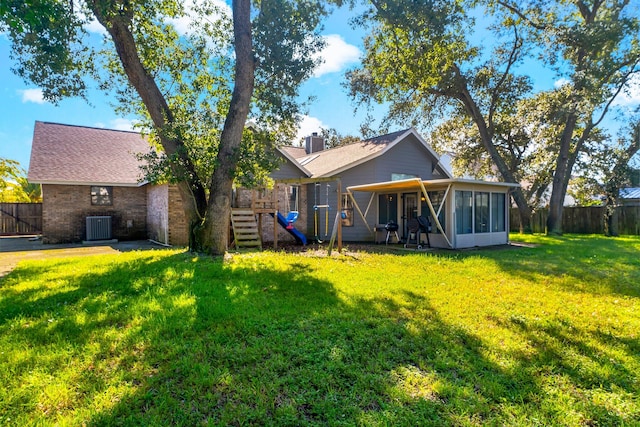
[0,235,638,426]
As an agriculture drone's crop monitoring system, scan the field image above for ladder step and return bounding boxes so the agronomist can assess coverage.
[230,208,262,250]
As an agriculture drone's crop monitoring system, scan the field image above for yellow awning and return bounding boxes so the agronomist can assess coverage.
[347,178,519,193]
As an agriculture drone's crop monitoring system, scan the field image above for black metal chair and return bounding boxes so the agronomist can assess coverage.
[404,218,420,248]
[417,216,431,248]
[405,217,431,249]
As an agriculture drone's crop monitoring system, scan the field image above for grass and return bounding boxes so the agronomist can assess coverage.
[0,234,639,426]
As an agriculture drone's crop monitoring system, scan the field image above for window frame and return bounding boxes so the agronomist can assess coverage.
[90,186,113,206]
[455,190,473,234]
[422,190,446,234]
[378,193,398,225]
[474,192,490,234]
[491,193,506,232]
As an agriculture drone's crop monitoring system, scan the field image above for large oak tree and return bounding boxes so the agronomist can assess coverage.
[347,0,639,234]
[1,0,333,254]
[347,0,537,231]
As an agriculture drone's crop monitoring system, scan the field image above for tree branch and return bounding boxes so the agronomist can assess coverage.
[488,23,521,133]
[496,1,546,30]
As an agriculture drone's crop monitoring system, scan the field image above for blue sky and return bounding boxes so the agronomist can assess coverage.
[1,3,639,171]
[0,4,373,170]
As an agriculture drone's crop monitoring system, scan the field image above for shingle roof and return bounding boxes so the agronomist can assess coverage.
[620,187,640,199]
[280,146,307,159]
[292,128,447,178]
[28,121,150,186]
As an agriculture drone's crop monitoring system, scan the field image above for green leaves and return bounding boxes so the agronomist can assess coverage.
[1,0,91,103]
[0,158,41,202]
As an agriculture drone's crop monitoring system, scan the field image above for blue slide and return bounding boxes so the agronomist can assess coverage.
[271,212,307,245]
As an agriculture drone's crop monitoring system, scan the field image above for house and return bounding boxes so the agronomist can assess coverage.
[28,122,517,249]
[28,121,188,245]
[620,188,640,206]
[274,129,518,249]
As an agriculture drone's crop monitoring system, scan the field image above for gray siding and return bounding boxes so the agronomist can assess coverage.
[339,136,440,241]
[369,134,436,182]
[271,156,308,181]
[338,167,377,241]
[281,134,443,243]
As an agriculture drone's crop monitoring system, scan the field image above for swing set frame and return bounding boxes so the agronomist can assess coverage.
[251,177,343,254]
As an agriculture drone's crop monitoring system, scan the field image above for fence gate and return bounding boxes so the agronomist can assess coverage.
[0,203,42,235]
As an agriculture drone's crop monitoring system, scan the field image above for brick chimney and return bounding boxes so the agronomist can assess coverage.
[305,132,325,154]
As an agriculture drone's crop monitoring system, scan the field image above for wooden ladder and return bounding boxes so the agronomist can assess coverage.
[230,208,262,250]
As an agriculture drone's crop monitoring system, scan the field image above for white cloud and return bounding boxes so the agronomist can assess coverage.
[313,34,361,78]
[109,118,139,131]
[612,73,640,106]
[84,17,107,34]
[167,0,231,36]
[554,78,571,88]
[18,89,46,104]
[296,115,326,144]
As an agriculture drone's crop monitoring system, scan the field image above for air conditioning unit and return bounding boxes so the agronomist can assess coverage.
[86,216,112,241]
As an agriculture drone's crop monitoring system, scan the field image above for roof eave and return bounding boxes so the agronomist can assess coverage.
[276,147,312,177]
[312,127,453,179]
[29,179,146,187]
[312,130,408,177]
[404,127,453,179]
[347,177,520,193]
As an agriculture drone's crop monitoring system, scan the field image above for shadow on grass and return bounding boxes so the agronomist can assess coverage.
[81,255,538,426]
[0,246,636,425]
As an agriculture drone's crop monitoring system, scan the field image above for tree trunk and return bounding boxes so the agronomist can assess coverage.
[203,0,255,255]
[454,74,532,232]
[90,0,208,248]
[546,113,578,235]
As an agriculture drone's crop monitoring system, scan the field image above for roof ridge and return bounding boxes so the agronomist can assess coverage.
[36,120,141,135]
[299,128,411,157]
[362,128,411,143]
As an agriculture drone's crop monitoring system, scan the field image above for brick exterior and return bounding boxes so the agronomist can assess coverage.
[167,185,188,246]
[41,184,147,243]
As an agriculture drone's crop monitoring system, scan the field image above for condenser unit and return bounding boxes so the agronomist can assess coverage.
[86,216,112,240]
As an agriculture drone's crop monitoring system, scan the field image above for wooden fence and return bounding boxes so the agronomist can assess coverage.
[510,205,640,235]
[0,203,42,235]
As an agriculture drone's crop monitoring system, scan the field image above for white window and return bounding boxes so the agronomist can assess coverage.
[491,193,506,232]
[455,191,473,234]
[391,173,418,181]
[475,192,489,233]
[456,190,507,234]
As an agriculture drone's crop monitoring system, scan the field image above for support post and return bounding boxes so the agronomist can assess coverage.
[418,181,453,248]
[337,179,342,252]
[273,185,278,250]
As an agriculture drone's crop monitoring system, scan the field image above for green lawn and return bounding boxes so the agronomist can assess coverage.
[1,235,638,426]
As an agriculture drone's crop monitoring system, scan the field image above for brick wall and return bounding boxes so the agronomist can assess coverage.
[42,184,147,243]
[167,185,188,246]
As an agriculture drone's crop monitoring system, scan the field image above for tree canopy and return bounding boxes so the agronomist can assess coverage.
[1,0,336,253]
[348,0,640,233]
[0,158,41,203]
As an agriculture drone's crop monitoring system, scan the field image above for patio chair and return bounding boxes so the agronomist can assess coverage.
[417,216,431,248]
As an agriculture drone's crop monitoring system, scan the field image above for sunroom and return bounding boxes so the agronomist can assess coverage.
[346,178,519,249]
